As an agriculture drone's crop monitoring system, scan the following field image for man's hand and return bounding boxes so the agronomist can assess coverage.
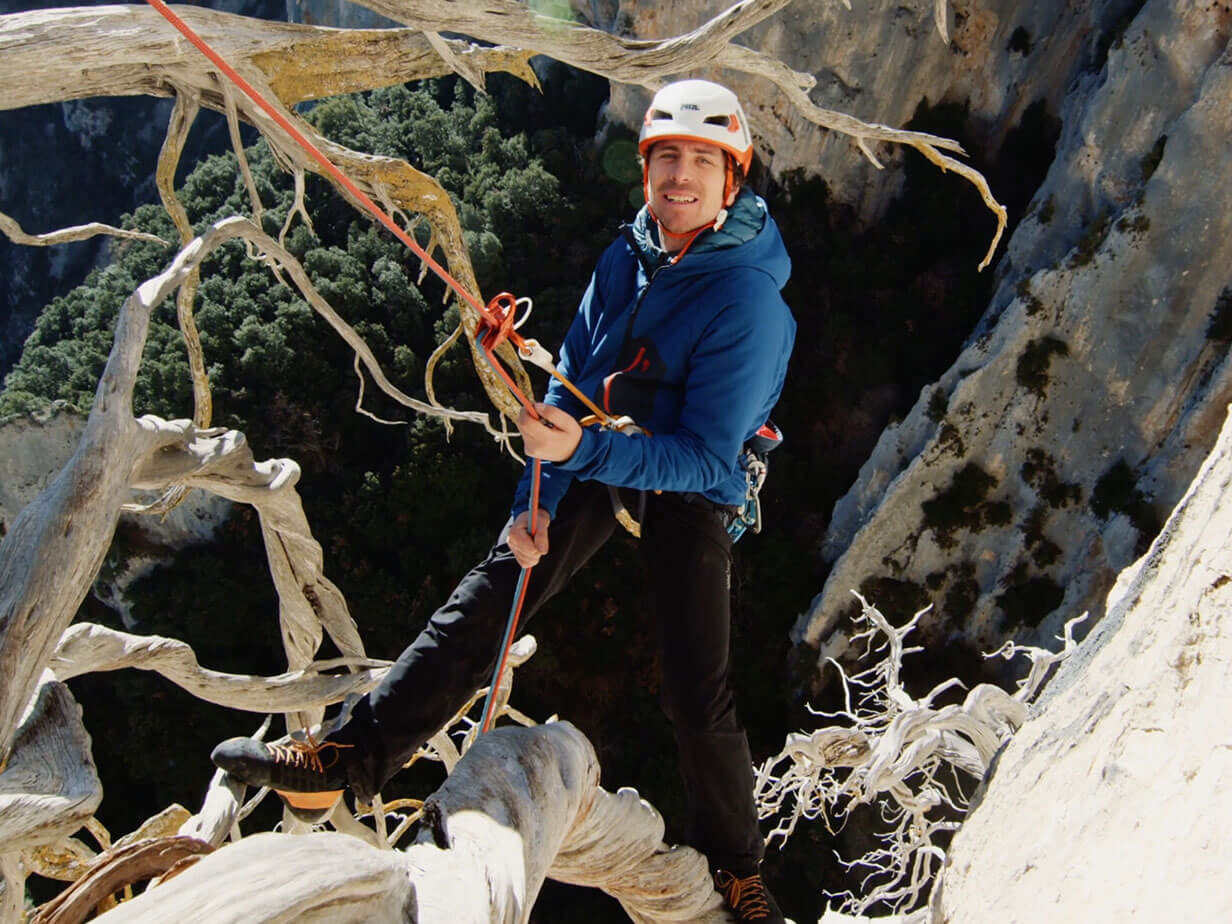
[508,508,551,568]
[518,403,583,462]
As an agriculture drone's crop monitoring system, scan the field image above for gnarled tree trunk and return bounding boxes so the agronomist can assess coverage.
[86,722,731,924]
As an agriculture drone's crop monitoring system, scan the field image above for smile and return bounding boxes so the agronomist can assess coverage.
[664,194,697,203]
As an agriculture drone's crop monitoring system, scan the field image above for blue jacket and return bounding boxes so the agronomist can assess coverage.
[512,189,796,517]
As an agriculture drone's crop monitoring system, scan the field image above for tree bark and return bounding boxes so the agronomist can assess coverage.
[30,836,215,924]
[0,6,534,111]
[49,622,389,714]
[0,681,102,922]
[84,723,732,923]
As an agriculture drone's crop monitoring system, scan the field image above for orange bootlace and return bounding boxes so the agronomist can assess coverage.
[714,870,772,919]
[267,737,351,773]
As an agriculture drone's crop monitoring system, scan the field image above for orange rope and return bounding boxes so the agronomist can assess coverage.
[478,457,541,733]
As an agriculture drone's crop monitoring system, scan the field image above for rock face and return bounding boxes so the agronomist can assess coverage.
[794,0,1232,674]
[930,403,1232,921]
[0,404,84,530]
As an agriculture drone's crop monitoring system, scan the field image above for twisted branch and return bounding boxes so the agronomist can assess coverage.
[755,592,1073,916]
[49,622,390,713]
[350,0,1005,266]
[0,209,166,248]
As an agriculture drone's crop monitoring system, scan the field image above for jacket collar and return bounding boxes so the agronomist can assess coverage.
[629,187,765,265]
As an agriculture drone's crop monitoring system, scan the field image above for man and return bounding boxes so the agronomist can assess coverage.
[213,79,795,922]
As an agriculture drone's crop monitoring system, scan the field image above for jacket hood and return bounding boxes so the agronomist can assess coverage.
[630,188,791,290]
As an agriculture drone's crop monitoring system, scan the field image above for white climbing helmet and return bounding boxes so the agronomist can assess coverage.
[638,79,754,178]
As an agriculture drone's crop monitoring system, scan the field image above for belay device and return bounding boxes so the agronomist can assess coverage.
[728,420,783,542]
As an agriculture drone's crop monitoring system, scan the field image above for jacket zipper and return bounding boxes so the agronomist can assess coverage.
[619,224,669,344]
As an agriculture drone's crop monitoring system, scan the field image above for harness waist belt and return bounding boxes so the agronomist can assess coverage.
[677,491,741,524]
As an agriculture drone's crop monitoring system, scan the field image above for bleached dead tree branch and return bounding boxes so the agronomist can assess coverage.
[48,623,391,714]
[78,722,732,924]
[0,681,102,921]
[345,0,1004,267]
[754,594,1083,917]
[0,209,167,249]
[0,215,494,770]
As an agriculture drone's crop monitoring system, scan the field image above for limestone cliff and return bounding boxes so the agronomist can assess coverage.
[928,403,1232,921]
[789,0,1232,676]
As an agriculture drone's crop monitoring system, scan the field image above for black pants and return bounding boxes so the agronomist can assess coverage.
[331,480,763,872]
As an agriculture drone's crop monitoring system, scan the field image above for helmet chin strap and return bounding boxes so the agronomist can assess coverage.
[646,206,722,264]
[643,174,730,264]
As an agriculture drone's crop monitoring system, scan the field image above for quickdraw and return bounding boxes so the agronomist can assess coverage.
[727,421,783,542]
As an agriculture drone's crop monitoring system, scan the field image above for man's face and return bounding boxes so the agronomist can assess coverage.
[645,140,734,237]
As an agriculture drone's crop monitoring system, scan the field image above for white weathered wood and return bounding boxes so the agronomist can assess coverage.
[88,722,733,923]
[0,853,23,924]
[30,836,215,924]
[345,0,1003,267]
[153,87,212,493]
[177,768,249,849]
[49,622,389,713]
[0,213,501,761]
[0,223,312,758]
[0,208,166,248]
[550,787,730,922]
[0,311,168,761]
[754,595,1076,916]
[97,829,418,923]
[0,681,100,850]
[0,6,534,111]
[0,680,102,920]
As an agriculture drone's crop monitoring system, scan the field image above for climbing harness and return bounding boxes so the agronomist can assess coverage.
[727,421,782,542]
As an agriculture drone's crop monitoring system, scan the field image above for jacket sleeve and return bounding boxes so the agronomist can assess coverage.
[509,271,605,517]
[554,286,794,495]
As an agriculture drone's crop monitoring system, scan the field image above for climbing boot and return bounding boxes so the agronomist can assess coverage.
[713,868,786,923]
[211,736,351,819]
